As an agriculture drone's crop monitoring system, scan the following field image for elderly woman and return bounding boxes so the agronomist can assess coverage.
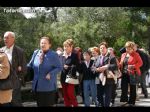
[94,42,118,107]
[27,37,62,107]
[120,41,143,106]
[61,39,79,107]
[0,51,12,106]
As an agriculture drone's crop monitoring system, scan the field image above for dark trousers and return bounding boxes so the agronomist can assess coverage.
[120,74,136,105]
[111,83,117,104]
[12,88,22,107]
[77,80,84,103]
[80,81,84,102]
[34,90,57,107]
[139,71,148,95]
[97,82,113,107]
[11,79,22,107]
[75,85,80,95]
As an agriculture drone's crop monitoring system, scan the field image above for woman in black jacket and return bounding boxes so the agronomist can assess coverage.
[80,51,98,107]
[61,39,79,107]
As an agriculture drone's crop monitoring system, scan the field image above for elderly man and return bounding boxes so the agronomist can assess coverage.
[1,31,27,106]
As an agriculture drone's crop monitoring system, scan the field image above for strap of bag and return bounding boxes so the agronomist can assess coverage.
[30,49,39,67]
[67,65,74,77]
[67,65,77,78]
[33,50,39,62]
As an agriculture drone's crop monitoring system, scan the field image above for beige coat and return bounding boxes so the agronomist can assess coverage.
[0,52,12,104]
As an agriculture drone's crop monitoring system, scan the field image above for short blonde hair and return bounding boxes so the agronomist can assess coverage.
[125,41,135,50]
[63,39,74,47]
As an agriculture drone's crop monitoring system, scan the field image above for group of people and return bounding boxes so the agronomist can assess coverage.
[0,31,150,107]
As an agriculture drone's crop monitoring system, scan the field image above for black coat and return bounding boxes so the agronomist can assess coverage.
[136,49,150,73]
[80,60,96,80]
[94,53,118,85]
[60,52,79,84]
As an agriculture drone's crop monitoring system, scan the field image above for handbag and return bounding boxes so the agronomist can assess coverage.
[65,66,79,85]
[129,74,138,85]
[65,75,79,85]
[0,62,15,90]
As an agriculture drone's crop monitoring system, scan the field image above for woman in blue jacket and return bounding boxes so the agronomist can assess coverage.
[27,37,62,106]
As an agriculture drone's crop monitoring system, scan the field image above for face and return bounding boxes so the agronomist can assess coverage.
[126,47,134,54]
[63,44,73,54]
[40,39,51,52]
[92,50,98,57]
[4,34,15,48]
[100,45,107,55]
[108,49,114,56]
[83,53,91,61]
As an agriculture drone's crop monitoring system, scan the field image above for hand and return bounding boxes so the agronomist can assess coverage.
[64,65,69,69]
[97,65,108,72]
[99,66,106,72]
[18,66,22,72]
[96,67,100,72]
[46,73,51,80]
[128,65,135,70]
[91,66,97,72]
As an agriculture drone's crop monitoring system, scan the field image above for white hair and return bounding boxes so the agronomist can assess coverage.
[4,31,15,38]
[108,47,114,51]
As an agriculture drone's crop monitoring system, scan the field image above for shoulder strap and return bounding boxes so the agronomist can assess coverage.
[108,55,111,64]
[33,49,39,62]
[29,49,39,67]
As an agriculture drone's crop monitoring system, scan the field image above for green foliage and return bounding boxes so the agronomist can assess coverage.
[1,7,150,81]
[0,7,150,62]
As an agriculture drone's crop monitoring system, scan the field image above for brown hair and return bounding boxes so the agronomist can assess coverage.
[63,38,74,47]
[74,47,83,62]
[74,47,82,53]
[40,37,52,44]
[83,50,92,57]
[56,47,63,52]
[99,42,108,48]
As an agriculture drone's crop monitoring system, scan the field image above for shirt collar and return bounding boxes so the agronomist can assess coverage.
[62,52,71,57]
[100,51,109,57]
[5,44,14,51]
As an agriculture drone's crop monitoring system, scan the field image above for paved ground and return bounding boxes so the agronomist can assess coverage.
[22,87,150,107]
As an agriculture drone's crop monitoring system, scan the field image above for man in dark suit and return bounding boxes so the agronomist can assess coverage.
[1,31,27,106]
